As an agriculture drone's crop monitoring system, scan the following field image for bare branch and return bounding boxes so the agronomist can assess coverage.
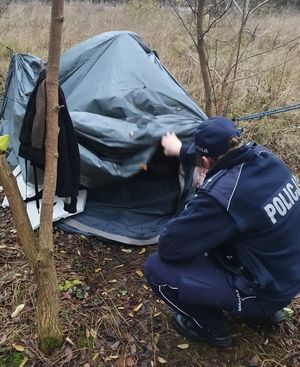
[187,49,201,65]
[249,0,271,16]
[0,41,14,53]
[276,46,294,97]
[185,0,197,15]
[206,42,218,112]
[232,0,243,14]
[224,12,237,34]
[225,0,250,113]
[217,45,236,114]
[204,0,229,16]
[228,54,298,83]
[239,34,300,65]
[167,0,198,49]
[236,25,259,63]
[201,1,233,40]
[222,31,300,84]
[243,28,268,39]
[206,34,234,48]
[0,0,11,19]
[210,66,222,82]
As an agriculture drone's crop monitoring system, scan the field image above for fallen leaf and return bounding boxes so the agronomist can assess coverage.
[177,343,189,349]
[249,355,260,367]
[158,356,167,364]
[110,340,120,350]
[0,334,7,344]
[139,248,146,254]
[11,304,25,318]
[92,352,99,362]
[115,358,126,367]
[19,356,28,367]
[64,347,73,362]
[154,312,161,317]
[86,329,90,338]
[121,248,132,253]
[135,270,143,277]
[108,279,117,283]
[128,312,134,317]
[130,344,137,354]
[66,337,76,346]
[12,343,25,352]
[90,329,97,338]
[105,355,119,361]
[142,284,149,290]
[126,357,135,366]
[133,303,143,312]
[94,268,101,273]
[0,244,6,249]
[115,264,124,269]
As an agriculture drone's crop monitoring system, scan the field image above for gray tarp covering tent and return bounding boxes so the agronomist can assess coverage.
[0,31,206,245]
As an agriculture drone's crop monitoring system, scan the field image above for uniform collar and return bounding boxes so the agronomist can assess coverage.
[206,144,257,178]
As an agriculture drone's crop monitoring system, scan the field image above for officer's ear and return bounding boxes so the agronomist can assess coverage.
[196,155,215,170]
[202,156,212,169]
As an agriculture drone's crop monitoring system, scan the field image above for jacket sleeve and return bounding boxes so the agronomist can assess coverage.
[180,142,195,168]
[158,192,239,262]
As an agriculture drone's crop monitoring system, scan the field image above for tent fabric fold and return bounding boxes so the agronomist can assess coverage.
[0,31,207,245]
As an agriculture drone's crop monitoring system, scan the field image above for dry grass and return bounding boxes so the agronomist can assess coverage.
[0,2,299,175]
[1,2,300,108]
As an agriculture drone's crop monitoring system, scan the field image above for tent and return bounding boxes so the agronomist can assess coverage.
[0,31,206,245]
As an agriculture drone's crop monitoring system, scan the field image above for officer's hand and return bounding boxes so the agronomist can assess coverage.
[161,132,182,157]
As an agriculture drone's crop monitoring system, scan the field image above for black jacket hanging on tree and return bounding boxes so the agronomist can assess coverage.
[19,70,81,213]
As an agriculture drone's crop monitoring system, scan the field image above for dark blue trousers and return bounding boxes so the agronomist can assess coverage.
[145,252,286,335]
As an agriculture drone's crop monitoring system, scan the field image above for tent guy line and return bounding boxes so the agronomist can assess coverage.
[234,102,300,122]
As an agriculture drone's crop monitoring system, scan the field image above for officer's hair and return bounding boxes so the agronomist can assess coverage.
[216,136,243,161]
[228,136,242,150]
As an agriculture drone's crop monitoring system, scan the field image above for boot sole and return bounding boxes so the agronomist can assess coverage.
[172,316,233,350]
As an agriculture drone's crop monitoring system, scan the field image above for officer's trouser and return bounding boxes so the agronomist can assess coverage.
[145,252,287,336]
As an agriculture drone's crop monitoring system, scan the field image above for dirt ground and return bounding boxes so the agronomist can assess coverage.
[0,193,300,367]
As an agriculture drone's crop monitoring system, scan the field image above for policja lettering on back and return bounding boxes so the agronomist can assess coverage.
[264,176,300,224]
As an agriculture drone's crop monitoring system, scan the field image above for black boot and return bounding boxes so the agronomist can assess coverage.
[267,309,286,325]
[173,314,233,350]
[244,309,286,329]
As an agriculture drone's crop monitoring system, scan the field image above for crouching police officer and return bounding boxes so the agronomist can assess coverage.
[145,116,300,350]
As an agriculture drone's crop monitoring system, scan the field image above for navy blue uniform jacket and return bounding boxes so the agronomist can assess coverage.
[158,143,300,303]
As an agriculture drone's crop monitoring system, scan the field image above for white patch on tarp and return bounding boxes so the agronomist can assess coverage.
[2,165,87,230]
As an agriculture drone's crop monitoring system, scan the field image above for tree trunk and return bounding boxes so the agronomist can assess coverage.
[224,0,249,114]
[0,155,37,267]
[196,0,213,116]
[36,0,64,353]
